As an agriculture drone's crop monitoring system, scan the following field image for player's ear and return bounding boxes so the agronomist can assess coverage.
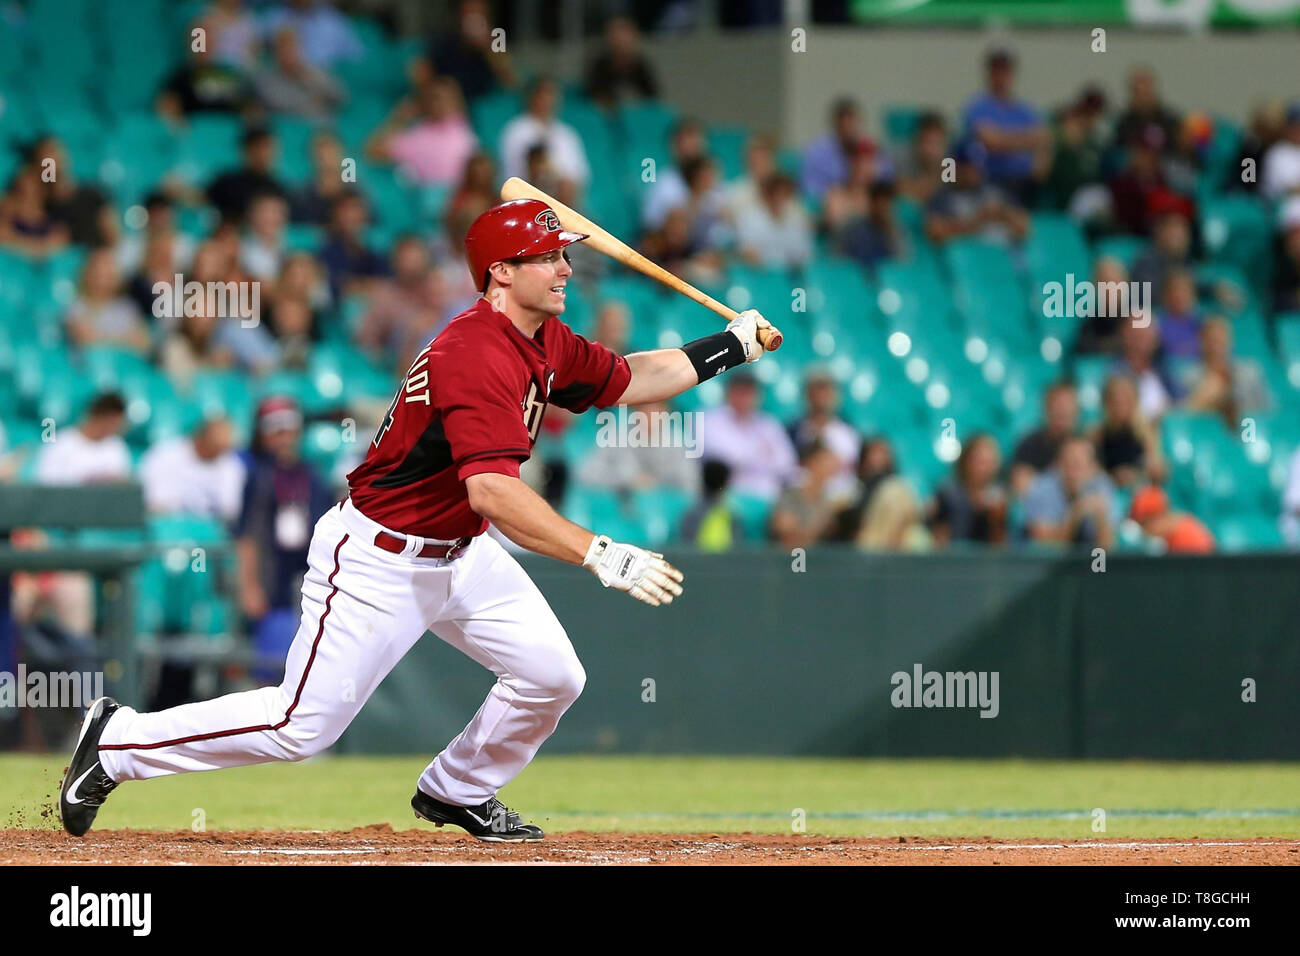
[487,260,513,288]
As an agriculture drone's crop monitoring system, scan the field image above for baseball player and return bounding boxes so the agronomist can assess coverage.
[59,198,771,842]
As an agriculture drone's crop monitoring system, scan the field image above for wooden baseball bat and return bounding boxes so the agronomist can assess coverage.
[500,176,783,351]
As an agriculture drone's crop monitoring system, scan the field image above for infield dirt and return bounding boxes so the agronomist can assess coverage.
[3,827,1297,865]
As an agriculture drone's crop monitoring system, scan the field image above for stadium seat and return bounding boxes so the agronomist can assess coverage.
[1212,513,1285,553]
[1092,235,1147,270]
[1200,194,1274,297]
[631,486,694,548]
[727,491,773,543]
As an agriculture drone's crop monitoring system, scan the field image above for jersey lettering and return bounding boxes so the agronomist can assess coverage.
[374,346,432,447]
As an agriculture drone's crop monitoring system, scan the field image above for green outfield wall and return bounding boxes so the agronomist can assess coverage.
[339,549,1300,760]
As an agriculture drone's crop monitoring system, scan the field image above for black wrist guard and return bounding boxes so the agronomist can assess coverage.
[681,330,746,382]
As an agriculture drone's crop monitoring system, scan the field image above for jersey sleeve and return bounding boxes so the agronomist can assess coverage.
[547,321,631,413]
[438,348,531,481]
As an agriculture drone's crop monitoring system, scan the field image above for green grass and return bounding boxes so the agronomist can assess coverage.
[4,754,1300,838]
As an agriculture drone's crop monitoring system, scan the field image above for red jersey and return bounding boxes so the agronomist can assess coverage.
[347,298,630,538]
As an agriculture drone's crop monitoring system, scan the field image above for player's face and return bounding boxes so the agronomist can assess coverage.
[511,248,573,316]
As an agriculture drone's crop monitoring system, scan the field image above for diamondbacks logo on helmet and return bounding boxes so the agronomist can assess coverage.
[534,208,561,232]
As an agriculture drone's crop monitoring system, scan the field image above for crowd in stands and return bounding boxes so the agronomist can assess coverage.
[1,0,1299,636]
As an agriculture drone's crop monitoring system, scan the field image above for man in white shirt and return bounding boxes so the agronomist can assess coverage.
[1262,105,1300,207]
[500,77,590,194]
[35,393,132,485]
[698,372,797,501]
[140,416,247,522]
[786,368,860,501]
[642,118,706,230]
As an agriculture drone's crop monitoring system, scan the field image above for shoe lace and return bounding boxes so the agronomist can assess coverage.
[484,797,522,831]
[82,768,117,806]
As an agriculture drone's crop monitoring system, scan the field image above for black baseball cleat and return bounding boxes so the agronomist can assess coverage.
[59,697,121,837]
[411,789,544,842]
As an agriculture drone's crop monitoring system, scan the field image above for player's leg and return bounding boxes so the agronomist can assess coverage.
[95,506,441,782]
[419,533,585,808]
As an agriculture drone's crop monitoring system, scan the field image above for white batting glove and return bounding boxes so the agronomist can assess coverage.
[583,534,685,607]
[726,310,772,363]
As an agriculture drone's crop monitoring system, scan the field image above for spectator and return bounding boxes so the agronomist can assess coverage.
[238,192,290,284]
[589,301,631,354]
[640,205,724,284]
[128,230,186,327]
[318,188,388,302]
[1113,312,1180,420]
[287,133,344,224]
[697,372,797,501]
[1010,381,1079,497]
[1131,210,1193,298]
[187,240,278,376]
[583,16,659,107]
[895,111,949,204]
[35,392,131,485]
[64,248,151,354]
[356,235,445,370]
[679,459,737,552]
[928,432,1007,546]
[641,118,707,230]
[262,0,363,69]
[426,0,517,102]
[31,135,116,248]
[856,475,931,552]
[734,172,813,270]
[1283,445,1300,548]
[1073,256,1131,356]
[576,400,699,493]
[1042,86,1110,226]
[274,250,330,321]
[156,42,252,120]
[1128,484,1215,554]
[140,416,246,521]
[236,396,333,682]
[206,128,290,224]
[366,76,477,187]
[0,166,68,256]
[1232,100,1287,195]
[837,180,904,270]
[442,151,498,248]
[679,155,730,254]
[1272,218,1300,313]
[1183,317,1273,428]
[770,440,842,549]
[161,309,236,387]
[801,96,881,204]
[1109,123,1195,236]
[828,435,896,541]
[786,368,860,499]
[1022,436,1115,548]
[925,140,1028,246]
[499,77,589,194]
[524,142,576,211]
[1112,66,1182,157]
[1156,269,1204,360]
[1090,375,1167,488]
[960,47,1050,203]
[119,191,196,276]
[254,26,346,120]
[1263,104,1300,221]
[200,0,261,70]
[822,138,875,236]
[723,133,778,228]
[267,252,326,366]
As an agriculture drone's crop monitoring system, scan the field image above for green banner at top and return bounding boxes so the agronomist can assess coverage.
[850,0,1300,27]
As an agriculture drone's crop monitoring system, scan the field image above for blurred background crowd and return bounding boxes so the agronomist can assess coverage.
[1,0,1299,722]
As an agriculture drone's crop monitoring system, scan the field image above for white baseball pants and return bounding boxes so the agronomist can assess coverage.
[97,499,586,806]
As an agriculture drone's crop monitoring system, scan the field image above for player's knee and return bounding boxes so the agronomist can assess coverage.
[274,721,332,761]
[521,651,586,706]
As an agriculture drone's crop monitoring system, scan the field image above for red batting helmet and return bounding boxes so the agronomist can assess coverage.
[464,198,588,293]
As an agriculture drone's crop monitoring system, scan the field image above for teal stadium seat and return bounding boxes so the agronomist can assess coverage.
[631,486,694,548]
[1200,195,1274,296]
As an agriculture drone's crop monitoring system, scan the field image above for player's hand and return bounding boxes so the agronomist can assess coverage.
[726,310,772,363]
[583,534,684,607]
